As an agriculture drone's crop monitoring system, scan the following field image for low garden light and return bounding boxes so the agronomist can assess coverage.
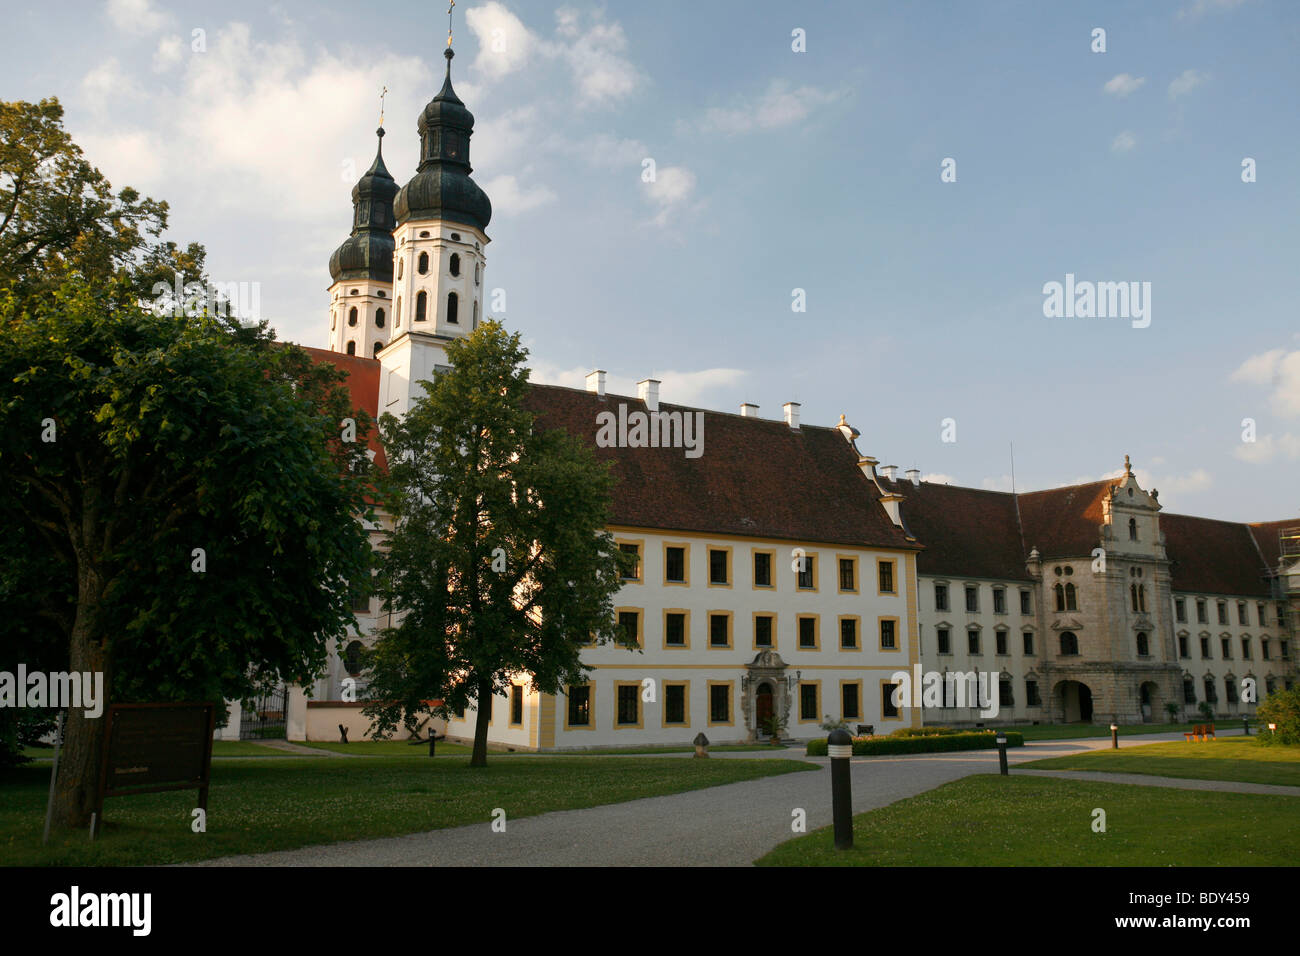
[996,732,1009,776]
[693,732,710,758]
[1110,723,1119,749]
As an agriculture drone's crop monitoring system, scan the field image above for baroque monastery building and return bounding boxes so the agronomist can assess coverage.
[257,39,1299,749]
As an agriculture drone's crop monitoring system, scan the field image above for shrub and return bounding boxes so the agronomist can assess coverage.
[891,726,963,737]
[1257,687,1300,746]
[807,730,1023,756]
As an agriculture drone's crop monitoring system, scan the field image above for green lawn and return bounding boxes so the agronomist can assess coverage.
[21,740,286,760]
[0,755,814,866]
[1021,737,1300,787]
[298,740,776,757]
[756,774,1300,866]
[991,722,1222,742]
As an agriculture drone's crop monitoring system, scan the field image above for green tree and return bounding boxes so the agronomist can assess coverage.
[363,321,634,767]
[1257,686,1300,746]
[0,275,376,825]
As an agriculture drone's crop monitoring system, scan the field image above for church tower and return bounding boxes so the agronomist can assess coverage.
[378,32,492,417]
[327,127,398,358]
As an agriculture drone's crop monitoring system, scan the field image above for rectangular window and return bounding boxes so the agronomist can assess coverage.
[1204,678,1218,703]
[664,684,687,725]
[1238,602,1248,626]
[1175,598,1186,623]
[968,629,980,654]
[616,684,639,726]
[567,686,591,727]
[1022,632,1034,655]
[1184,680,1197,705]
[993,589,1006,614]
[798,616,818,649]
[1217,601,1228,626]
[840,557,858,592]
[934,583,949,611]
[1221,637,1232,659]
[999,679,1013,707]
[996,631,1008,655]
[709,683,732,724]
[965,585,979,612]
[1200,636,1211,659]
[840,617,858,649]
[1280,639,1290,660]
[753,551,773,588]
[510,685,523,725]
[937,627,951,655]
[709,613,731,648]
[665,545,687,584]
[1262,638,1271,661]
[351,579,371,613]
[618,542,641,581]
[879,618,896,650]
[664,611,687,648]
[1196,599,1207,624]
[799,683,818,721]
[1225,678,1238,704]
[841,683,861,720]
[708,548,730,586]
[1241,637,1252,660]
[754,614,774,648]
[876,559,894,594]
[1020,589,1032,615]
[797,554,816,590]
[1025,680,1041,706]
[618,610,640,645]
[1178,635,1189,658]
[1258,603,1267,627]
[881,682,900,719]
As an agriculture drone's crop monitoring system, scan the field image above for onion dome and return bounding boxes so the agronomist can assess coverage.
[393,47,492,232]
[329,128,398,283]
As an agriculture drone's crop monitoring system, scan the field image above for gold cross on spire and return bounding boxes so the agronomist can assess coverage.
[447,0,455,48]
[378,85,387,127]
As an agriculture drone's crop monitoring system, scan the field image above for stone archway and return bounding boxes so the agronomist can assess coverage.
[1055,679,1094,723]
[1139,681,1161,723]
[742,650,790,741]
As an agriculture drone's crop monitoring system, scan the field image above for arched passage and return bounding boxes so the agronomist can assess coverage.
[1055,679,1094,723]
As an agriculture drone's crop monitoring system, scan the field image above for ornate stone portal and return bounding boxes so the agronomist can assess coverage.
[741,649,792,742]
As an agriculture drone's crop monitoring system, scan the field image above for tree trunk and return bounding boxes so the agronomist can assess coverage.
[49,563,109,830]
[469,675,493,768]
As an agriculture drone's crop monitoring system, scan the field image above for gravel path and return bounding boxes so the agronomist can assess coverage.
[192,732,1231,867]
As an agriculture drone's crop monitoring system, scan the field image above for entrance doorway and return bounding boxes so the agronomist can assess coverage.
[1139,681,1159,722]
[756,682,774,736]
[1057,680,1094,722]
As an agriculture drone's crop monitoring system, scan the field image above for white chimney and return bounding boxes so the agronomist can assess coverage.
[905,468,920,487]
[740,403,760,417]
[585,369,606,397]
[783,402,801,430]
[881,464,898,482]
[637,378,660,412]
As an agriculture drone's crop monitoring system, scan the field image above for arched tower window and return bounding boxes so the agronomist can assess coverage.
[447,291,459,324]
[373,341,384,358]
[396,296,401,326]
[418,252,429,275]
[1136,632,1149,656]
[1131,583,1139,612]
[415,291,427,322]
[1129,517,1138,541]
[1054,583,1065,612]
[473,300,479,328]
[375,308,385,329]
[449,253,460,277]
[346,340,356,355]
[330,310,336,330]
[348,307,358,327]
[1139,585,1147,613]
[1065,583,1077,611]
[474,261,481,286]
[397,258,403,280]
[1060,632,1078,656]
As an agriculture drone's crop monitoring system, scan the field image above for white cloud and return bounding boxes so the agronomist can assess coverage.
[1231,348,1300,417]
[1168,69,1208,98]
[106,0,172,34]
[1104,73,1146,97]
[982,475,1013,492]
[1062,466,1213,501]
[466,1,535,80]
[1233,433,1300,464]
[526,361,745,407]
[695,79,843,135]
[921,473,955,485]
[1111,130,1137,153]
[573,133,649,169]
[482,174,556,215]
[81,58,138,108]
[562,16,642,107]
[152,35,185,72]
[642,165,696,226]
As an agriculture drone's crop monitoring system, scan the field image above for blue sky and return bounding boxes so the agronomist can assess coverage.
[7,0,1299,522]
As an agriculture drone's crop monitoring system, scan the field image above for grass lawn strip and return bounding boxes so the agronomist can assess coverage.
[992,722,1241,742]
[1019,737,1300,787]
[756,774,1300,866]
[0,755,814,866]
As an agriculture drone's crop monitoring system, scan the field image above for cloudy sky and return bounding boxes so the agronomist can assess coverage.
[7,0,1299,523]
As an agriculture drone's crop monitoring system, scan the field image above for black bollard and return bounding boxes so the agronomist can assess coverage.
[996,732,1008,775]
[428,727,437,756]
[1243,717,1250,736]
[1110,723,1119,749]
[827,729,854,850]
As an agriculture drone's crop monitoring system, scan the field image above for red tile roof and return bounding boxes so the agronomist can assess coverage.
[300,346,386,469]
[1249,519,1300,575]
[522,383,921,551]
[1161,513,1271,597]
[1017,481,1114,559]
[889,480,1030,580]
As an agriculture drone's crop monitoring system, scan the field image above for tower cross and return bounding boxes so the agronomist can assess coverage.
[447,0,455,48]
[378,85,387,127]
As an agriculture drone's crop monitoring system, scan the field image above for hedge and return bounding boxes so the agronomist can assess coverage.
[806,730,1024,756]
